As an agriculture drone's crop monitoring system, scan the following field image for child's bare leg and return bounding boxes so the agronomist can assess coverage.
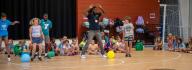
[38,44,42,57]
[125,41,129,54]
[128,41,132,53]
[32,43,37,57]
[5,38,10,55]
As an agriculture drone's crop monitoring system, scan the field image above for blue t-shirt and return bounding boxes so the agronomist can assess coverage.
[40,19,52,36]
[0,19,11,36]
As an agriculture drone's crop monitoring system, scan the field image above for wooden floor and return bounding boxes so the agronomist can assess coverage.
[0,48,192,70]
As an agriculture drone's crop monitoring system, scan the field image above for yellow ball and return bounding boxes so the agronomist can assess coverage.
[107,50,115,59]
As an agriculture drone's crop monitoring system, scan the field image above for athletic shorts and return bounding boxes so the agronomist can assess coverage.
[44,35,50,43]
[32,37,43,44]
[124,35,133,41]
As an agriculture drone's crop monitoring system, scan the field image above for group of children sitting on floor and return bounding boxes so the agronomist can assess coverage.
[3,36,79,57]
[4,34,128,57]
[153,33,192,53]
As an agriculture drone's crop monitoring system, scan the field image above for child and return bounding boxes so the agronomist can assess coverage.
[173,36,177,51]
[88,40,99,55]
[154,36,162,50]
[29,18,44,61]
[63,40,73,56]
[185,37,192,53]
[63,36,68,42]
[0,12,19,61]
[176,38,186,52]
[114,36,125,53]
[58,38,64,55]
[14,40,28,56]
[19,40,28,52]
[104,38,114,52]
[50,38,58,56]
[8,39,14,54]
[71,39,79,55]
[167,33,173,51]
[40,13,52,58]
[58,36,68,55]
[122,18,134,57]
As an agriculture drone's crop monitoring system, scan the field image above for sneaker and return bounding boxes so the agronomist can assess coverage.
[125,53,131,57]
[38,56,42,61]
[44,53,47,57]
[31,57,34,61]
[8,55,11,62]
[5,52,8,54]
[44,53,48,58]
[81,55,86,59]
[101,55,107,58]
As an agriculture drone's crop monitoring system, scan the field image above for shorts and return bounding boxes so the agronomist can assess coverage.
[32,37,43,44]
[124,35,133,41]
[44,35,50,43]
[0,35,8,41]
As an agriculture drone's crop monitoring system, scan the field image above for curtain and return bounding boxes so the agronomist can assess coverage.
[0,0,76,39]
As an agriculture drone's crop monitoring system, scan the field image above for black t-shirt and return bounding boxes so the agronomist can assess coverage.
[87,11,101,30]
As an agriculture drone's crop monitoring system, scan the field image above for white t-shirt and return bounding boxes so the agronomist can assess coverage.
[123,23,134,37]
[31,25,42,37]
[63,44,71,49]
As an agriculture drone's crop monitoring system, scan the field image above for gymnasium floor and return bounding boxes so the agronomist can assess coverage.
[0,48,192,70]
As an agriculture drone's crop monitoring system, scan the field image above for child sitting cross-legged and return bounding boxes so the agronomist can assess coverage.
[88,40,99,55]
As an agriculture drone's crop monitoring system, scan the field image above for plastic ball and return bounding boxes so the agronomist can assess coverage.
[47,51,55,58]
[136,28,144,33]
[83,22,89,28]
[136,16,144,25]
[21,52,30,63]
[102,18,109,26]
[135,41,144,51]
[112,39,117,44]
[79,41,86,48]
[107,50,115,59]
[14,45,22,56]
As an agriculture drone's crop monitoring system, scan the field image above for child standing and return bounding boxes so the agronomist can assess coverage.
[40,13,52,57]
[29,18,44,61]
[122,18,134,57]
[0,12,19,61]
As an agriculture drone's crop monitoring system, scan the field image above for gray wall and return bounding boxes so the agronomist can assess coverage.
[179,0,189,42]
[189,0,192,38]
